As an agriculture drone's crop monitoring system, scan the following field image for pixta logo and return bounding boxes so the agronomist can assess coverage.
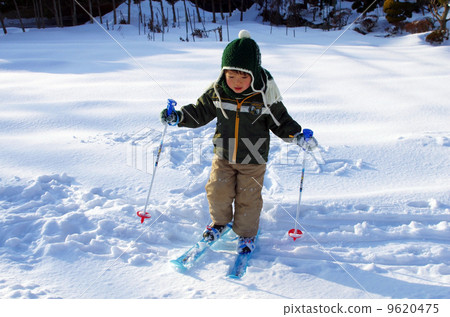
[127,128,312,173]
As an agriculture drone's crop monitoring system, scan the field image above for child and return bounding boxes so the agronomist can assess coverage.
[160,30,317,254]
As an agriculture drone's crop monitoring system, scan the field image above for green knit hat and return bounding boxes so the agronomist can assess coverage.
[221,30,263,91]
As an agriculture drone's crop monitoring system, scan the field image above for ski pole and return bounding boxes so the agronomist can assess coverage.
[288,129,313,241]
[137,99,177,223]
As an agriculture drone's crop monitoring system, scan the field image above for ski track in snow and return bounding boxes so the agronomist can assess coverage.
[1,3,450,299]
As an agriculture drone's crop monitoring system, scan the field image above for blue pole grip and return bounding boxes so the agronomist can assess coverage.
[167,99,177,116]
[166,99,178,126]
[303,129,313,141]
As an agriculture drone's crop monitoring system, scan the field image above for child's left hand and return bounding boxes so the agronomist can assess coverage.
[296,133,318,151]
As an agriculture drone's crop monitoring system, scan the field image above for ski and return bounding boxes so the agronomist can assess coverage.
[170,223,232,271]
[227,252,253,279]
[227,233,259,279]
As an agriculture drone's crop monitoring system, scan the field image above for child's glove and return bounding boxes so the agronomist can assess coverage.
[294,132,318,151]
[160,108,181,125]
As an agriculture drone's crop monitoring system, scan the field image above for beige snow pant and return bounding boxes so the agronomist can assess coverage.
[205,157,266,237]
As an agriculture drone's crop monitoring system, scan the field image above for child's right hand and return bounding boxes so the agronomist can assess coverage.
[160,108,180,125]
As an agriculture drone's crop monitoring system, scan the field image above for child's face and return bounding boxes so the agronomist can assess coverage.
[225,70,252,94]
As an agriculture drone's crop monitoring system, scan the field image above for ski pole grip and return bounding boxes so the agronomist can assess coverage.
[167,99,177,116]
[166,99,179,126]
[303,129,313,142]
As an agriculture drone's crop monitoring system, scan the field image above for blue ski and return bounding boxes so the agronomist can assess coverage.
[170,223,232,271]
[227,233,259,279]
[227,252,252,279]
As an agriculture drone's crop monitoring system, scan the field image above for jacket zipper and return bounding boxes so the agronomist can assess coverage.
[232,93,259,163]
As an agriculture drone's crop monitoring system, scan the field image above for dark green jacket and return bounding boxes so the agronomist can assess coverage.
[178,84,302,164]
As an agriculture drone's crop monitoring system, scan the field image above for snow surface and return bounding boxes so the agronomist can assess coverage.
[0,2,449,301]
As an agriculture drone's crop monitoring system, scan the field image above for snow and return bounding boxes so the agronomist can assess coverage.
[0,2,449,304]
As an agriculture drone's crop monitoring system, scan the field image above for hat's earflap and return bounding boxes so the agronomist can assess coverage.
[252,70,281,126]
[213,69,229,120]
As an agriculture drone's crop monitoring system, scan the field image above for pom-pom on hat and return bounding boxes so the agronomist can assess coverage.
[221,30,263,90]
[238,29,251,39]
